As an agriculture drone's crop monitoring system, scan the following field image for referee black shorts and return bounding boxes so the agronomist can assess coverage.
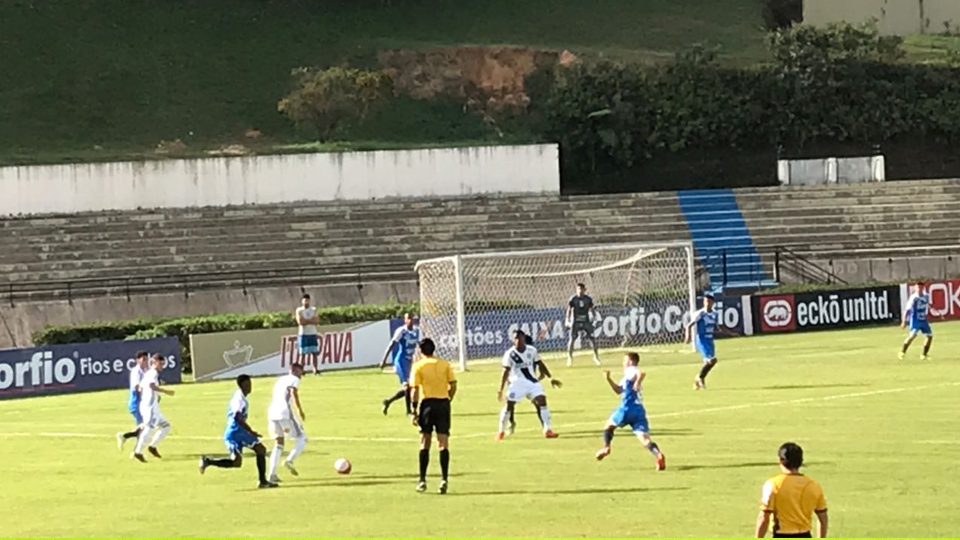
[773,532,811,538]
[418,398,451,435]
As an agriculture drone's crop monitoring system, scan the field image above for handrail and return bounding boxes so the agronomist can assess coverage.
[3,263,415,306]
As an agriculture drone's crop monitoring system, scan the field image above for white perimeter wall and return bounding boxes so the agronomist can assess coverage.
[0,144,560,216]
[804,0,960,35]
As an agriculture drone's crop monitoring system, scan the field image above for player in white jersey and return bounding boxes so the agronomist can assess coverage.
[132,354,175,462]
[295,293,320,375]
[900,281,936,360]
[495,330,562,441]
[267,363,307,483]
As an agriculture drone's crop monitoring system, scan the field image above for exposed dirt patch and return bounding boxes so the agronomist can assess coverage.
[379,46,576,114]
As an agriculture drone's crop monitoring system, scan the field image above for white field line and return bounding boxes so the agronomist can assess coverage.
[1,381,956,444]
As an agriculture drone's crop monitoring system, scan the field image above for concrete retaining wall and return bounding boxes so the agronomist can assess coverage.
[0,144,560,216]
[804,0,960,36]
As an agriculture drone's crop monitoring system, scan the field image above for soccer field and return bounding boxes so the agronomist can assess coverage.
[1,323,957,538]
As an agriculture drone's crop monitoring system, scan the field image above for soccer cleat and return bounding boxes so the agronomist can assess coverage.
[131,453,147,463]
[898,351,905,360]
[595,446,611,461]
[258,481,279,489]
[694,378,705,391]
[494,431,505,442]
[116,432,125,451]
[198,457,207,475]
[438,480,448,495]
[416,480,427,493]
[566,356,573,367]
[507,420,516,436]
[593,356,602,366]
[284,460,299,477]
[147,446,162,459]
[544,430,559,439]
[920,354,929,361]
[381,399,390,416]
[269,475,282,484]
[656,453,667,471]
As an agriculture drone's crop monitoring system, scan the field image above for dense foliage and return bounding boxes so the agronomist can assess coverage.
[278,67,394,140]
[543,23,960,189]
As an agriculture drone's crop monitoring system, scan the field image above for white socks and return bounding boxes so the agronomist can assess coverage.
[287,437,307,464]
[498,407,510,433]
[269,444,284,478]
[538,407,553,431]
[134,428,151,454]
[149,425,170,447]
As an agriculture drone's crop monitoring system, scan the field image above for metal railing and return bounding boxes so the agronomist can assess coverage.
[695,245,848,292]
[2,263,415,306]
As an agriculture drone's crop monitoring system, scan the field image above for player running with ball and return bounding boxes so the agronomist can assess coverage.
[595,352,665,471]
[495,330,561,441]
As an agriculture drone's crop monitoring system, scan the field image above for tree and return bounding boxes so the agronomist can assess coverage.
[278,67,393,140]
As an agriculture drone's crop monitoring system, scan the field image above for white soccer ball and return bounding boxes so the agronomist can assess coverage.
[334,458,352,474]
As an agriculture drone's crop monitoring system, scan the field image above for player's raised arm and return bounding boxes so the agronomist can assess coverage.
[152,380,175,397]
[603,370,621,394]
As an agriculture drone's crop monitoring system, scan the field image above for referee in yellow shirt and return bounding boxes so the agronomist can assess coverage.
[756,442,828,538]
[409,338,457,494]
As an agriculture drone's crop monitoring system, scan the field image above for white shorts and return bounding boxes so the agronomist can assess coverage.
[506,378,545,402]
[140,406,169,429]
[268,417,306,440]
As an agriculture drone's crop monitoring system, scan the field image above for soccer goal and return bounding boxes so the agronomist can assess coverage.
[415,242,696,370]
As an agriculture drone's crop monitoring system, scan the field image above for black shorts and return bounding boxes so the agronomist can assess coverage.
[570,321,595,338]
[773,532,811,538]
[418,398,451,435]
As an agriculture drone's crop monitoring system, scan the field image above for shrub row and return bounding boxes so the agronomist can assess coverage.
[539,23,960,190]
[32,302,418,372]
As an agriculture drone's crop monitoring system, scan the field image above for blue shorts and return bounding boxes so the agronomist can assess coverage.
[610,405,649,434]
[128,394,142,424]
[395,358,412,385]
[695,337,716,361]
[298,334,320,354]
[224,428,260,457]
[910,320,933,337]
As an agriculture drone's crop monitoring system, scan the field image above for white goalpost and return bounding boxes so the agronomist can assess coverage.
[415,242,697,370]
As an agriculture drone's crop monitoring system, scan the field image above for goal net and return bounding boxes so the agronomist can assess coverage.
[415,242,695,370]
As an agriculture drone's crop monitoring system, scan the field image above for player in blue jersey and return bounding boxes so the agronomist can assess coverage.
[116,351,149,450]
[595,352,665,471]
[199,374,277,489]
[900,282,935,360]
[380,312,421,416]
[685,294,728,390]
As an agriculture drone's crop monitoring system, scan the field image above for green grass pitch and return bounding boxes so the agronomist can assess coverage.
[1,323,957,537]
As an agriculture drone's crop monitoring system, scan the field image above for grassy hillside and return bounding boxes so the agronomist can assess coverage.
[0,0,768,165]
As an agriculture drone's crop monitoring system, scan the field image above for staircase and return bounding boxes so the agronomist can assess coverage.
[677,189,776,293]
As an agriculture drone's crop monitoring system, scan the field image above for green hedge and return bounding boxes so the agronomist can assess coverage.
[32,302,419,373]
[543,23,960,190]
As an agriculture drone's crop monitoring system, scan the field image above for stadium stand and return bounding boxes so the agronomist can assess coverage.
[1,179,958,303]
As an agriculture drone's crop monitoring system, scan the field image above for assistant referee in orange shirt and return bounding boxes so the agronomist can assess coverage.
[756,442,828,538]
[409,338,457,495]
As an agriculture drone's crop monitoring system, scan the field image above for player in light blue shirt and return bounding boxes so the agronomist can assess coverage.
[199,374,277,489]
[380,312,421,416]
[595,352,665,471]
[116,351,149,450]
[900,282,935,360]
[685,294,729,390]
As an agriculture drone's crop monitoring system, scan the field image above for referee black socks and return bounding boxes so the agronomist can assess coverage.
[419,449,430,482]
[439,449,449,481]
[698,360,717,381]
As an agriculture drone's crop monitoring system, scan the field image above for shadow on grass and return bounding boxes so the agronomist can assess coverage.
[445,486,689,497]
[557,427,698,440]
[673,460,829,472]
[723,383,869,392]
